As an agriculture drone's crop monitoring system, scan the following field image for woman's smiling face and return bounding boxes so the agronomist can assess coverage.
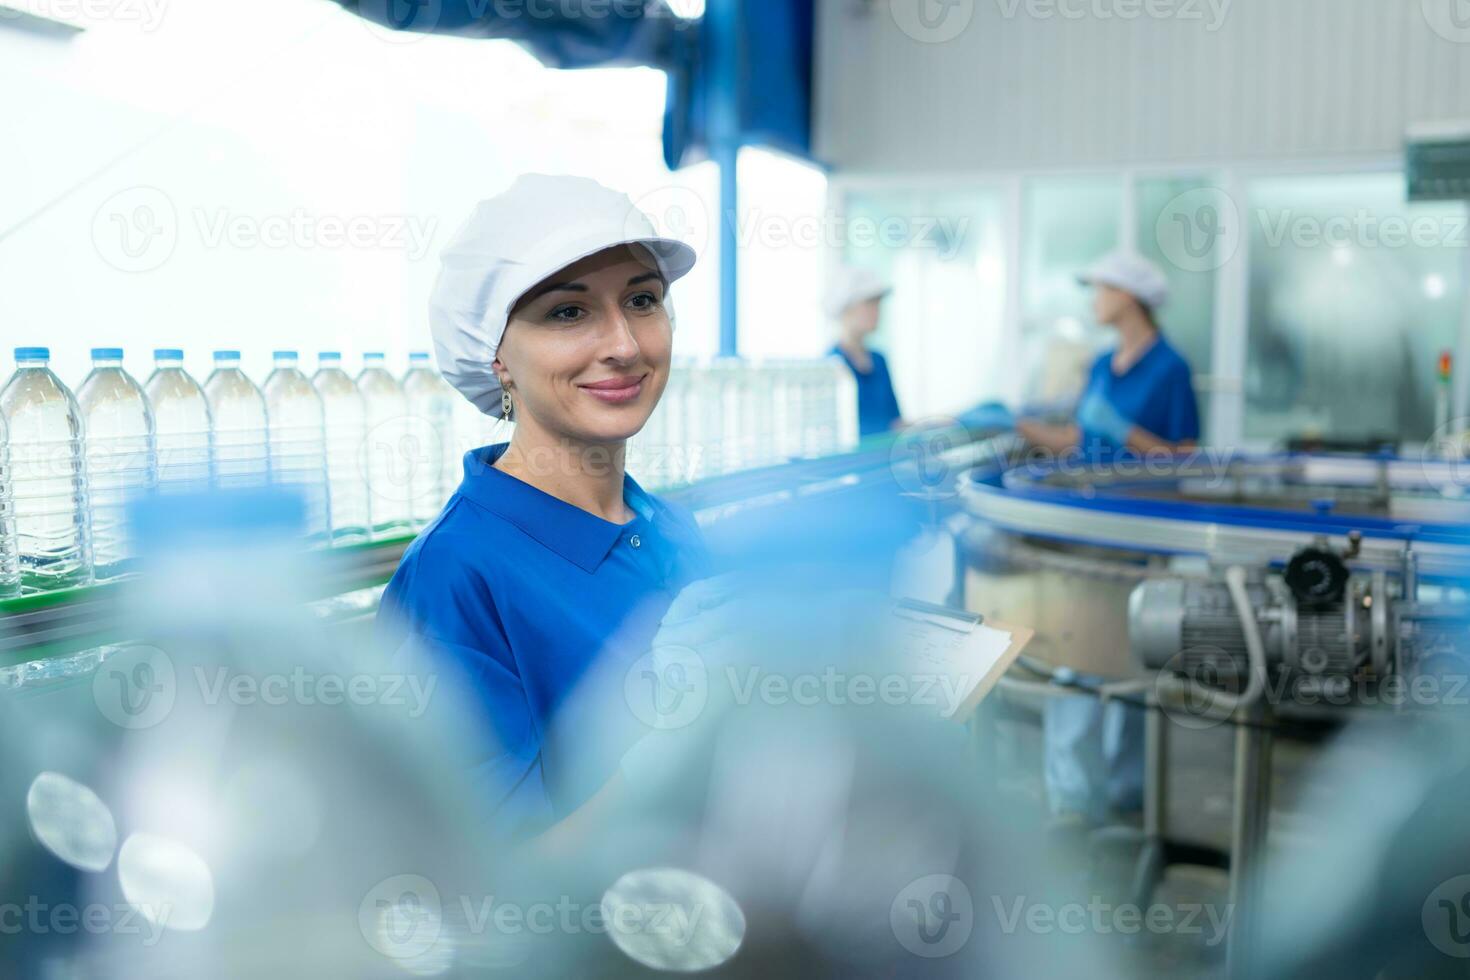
[494,245,673,448]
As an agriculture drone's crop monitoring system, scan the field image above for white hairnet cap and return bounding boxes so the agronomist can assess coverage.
[823,265,891,319]
[1076,251,1170,310]
[429,174,698,418]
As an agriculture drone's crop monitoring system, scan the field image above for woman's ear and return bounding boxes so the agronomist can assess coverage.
[491,355,511,390]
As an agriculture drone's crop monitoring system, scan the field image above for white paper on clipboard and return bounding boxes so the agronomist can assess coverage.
[890,598,1021,720]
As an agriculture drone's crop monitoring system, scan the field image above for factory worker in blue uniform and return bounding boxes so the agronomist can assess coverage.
[1016,251,1200,457]
[1016,251,1201,824]
[827,266,904,437]
[375,175,709,838]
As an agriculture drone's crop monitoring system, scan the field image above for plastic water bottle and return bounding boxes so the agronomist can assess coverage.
[145,349,213,493]
[77,348,157,582]
[357,353,413,537]
[832,356,859,452]
[263,351,330,545]
[0,347,91,591]
[402,352,461,527]
[312,352,372,545]
[0,410,18,598]
[204,351,270,491]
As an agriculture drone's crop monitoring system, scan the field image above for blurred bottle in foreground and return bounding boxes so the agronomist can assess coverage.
[204,351,270,491]
[0,409,18,598]
[76,348,157,582]
[402,352,459,528]
[312,352,372,544]
[144,349,214,493]
[357,352,413,538]
[263,351,331,545]
[0,347,91,591]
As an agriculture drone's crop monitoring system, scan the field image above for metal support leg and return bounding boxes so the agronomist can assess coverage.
[1225,704,1273,980]
[1130,691,1169,908]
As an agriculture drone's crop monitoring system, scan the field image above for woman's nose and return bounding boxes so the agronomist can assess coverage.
[600,306,640,362]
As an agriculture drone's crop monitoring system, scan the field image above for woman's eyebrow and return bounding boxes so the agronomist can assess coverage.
[628,272,668,288]
[525,281,588,302]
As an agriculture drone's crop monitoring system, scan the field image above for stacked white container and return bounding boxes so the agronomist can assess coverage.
[312,352,373,545]
[357,352,414,538]
[76,348,157,581]
[0,348,91,591]
[264,351,331,545]
[145,349,214,493]
[204,351,270,490]
[402,352,461,527]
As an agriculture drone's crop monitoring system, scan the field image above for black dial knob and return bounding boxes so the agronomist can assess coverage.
[1285,548,1349,606]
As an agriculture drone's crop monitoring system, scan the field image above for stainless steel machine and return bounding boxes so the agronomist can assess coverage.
[961,451,1470,978]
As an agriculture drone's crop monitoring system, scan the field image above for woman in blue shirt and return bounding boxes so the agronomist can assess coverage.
[376,175,708,837]
[1017,251,1200,456]
[1015,251,1200,823]
[827,266,904,437]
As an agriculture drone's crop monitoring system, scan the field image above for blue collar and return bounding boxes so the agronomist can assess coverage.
[454,444,653,573]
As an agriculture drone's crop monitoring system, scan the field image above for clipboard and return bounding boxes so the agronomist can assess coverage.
[890,597,1033,723]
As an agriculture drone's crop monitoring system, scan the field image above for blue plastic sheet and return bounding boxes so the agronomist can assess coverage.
[332,0,815,169]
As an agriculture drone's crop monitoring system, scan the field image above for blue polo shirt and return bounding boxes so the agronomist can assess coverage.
[832,346,902,437]
[1079,335,1200,451]
[376,443,709,836]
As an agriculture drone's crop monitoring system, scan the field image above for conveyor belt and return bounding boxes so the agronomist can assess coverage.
[961,453,1470,581]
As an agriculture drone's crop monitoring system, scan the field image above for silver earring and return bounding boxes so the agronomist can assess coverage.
[501,389,514,421]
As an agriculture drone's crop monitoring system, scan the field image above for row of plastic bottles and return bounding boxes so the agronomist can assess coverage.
[629,358,860,487]
[0,348,473,597]
[0,350,859,597]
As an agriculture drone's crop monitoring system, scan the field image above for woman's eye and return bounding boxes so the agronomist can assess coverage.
[547,304,585,323]
[627,291,663,312]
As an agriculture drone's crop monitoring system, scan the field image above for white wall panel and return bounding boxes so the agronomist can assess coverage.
[816,0,1470,172]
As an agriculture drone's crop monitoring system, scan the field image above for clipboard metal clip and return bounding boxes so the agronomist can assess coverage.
[892,597,982,634]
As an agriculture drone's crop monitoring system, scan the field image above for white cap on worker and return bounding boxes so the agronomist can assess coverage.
[823,265,892,319]
[428,174,698,418]
[1076,251,1170,310]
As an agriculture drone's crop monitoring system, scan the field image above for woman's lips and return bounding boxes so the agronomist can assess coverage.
[578,374,646,404]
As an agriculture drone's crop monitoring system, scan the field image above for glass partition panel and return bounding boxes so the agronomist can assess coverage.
[842,188,1008,418]
[1244,173,1466,445]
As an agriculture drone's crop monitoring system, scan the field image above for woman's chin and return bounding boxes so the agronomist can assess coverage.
[569,412,653,447]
